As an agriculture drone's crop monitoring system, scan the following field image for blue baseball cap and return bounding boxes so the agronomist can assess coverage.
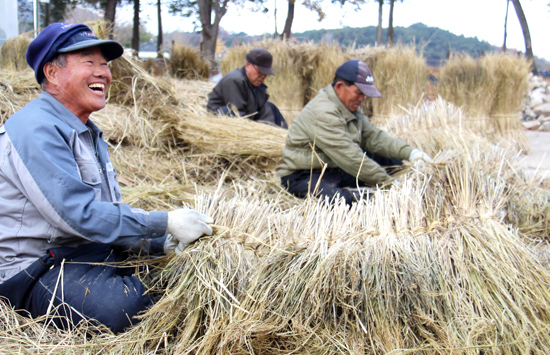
[26,22,124,84]
[335,60,381,98]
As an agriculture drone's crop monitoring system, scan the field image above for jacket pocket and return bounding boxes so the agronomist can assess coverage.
[72,134,102,200]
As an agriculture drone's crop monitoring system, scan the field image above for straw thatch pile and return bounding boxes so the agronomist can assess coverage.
[438,53,530,135]
[1,32,550,354]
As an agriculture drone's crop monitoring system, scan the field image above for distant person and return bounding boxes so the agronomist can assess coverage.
[207,48,288,129]
[277,60,432,205]
[0,23,214,333]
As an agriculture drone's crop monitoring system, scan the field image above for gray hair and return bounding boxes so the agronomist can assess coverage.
[40,53,68,91]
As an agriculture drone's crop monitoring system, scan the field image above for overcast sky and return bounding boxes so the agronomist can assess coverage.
[130,0,550,61]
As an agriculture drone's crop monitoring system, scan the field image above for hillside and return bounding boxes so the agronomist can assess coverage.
[215,23,550,69]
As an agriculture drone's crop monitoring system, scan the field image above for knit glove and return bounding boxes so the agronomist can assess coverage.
[163,234,182,255]
[166,209,214,251]
[408,149,433,164]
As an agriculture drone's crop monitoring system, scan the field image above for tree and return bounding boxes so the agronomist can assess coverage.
[132,0,140,53]
[169,0,268,66]
[169,0,227,66]
[386,0,403,46]
[510,0,536,74]
[281,0,325,40]
[375,0,382,46]
[104,0,118,38]
[281,0,295,39]
[502,0,509,52]
[78,0,120,38]
[157,0,164,56]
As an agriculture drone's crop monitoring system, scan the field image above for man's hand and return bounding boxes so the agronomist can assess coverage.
[166,209,214,251]
[408,149,433,164]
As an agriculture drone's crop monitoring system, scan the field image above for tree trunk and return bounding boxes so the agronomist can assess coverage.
[387,0,395,46]
[132,0,140,55]
[44,3,50,27]
[510,0,536,74]
[104,0,117,39]
[281,0,295,40]
[197,0,227,67]
[375,0,383,46]
[157,0,163,57]
[502,0,509,52]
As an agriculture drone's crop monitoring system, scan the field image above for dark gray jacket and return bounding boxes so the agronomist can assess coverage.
[207,66,276,125]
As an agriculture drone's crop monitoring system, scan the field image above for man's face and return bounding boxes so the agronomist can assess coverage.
[245,62,267,87]
[334,82,366,112]
[45,46,111,122]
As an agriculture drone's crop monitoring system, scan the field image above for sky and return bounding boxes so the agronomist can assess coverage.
[132,0,550,61]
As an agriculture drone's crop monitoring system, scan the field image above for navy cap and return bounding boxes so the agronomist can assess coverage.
[26,22,124,84]
[246,48,275,75]
[335,60,381,97]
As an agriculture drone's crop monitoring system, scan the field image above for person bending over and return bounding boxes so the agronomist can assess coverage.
[277,60,432,205]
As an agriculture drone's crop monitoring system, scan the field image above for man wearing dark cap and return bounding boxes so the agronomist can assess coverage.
[0,23,214,333]
[277,60,432,205]
[207,48,288,128]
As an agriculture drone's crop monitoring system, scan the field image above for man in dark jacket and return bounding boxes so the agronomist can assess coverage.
[207,48,287,128]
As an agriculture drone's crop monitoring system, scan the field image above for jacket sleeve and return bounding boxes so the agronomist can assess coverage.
[359,115,413,161]
[4,122,167,246]
[305,110,393,185]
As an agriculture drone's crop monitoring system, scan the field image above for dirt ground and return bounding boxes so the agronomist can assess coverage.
[519,130,550,178]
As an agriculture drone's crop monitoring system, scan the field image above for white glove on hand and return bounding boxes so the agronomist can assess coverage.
[408,149,433,164]
[163,234,190,255]
[163,234,179,255]
[166,209,214,250]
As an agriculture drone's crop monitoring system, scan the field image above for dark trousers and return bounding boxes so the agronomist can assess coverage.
[281,153,403,205]
[0,243,152,333]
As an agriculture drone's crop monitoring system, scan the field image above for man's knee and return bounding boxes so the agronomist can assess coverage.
[29,262,153,333]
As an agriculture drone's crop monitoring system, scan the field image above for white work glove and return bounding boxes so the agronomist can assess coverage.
[166,209,214,251]
[163,234,190,255]
[408,149,433,164]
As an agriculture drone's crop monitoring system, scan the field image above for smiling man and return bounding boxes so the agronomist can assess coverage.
[0,23,214,333]
[277,60,432,205]
[207,48,288,128]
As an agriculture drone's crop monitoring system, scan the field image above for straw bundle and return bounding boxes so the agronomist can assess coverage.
[439,52,530,128]
[0,34,32,71]
[65,144,550,354]
[0,68,39,124]
[382,96,530,157]
[169,43,210,80]
[355,45,426,122]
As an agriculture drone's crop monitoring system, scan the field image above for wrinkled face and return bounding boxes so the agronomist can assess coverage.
[245,62,267,87]
[334,81,365,112]
[44,46,111,122]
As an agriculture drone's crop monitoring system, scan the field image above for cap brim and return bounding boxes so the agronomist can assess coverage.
[257,66,275,76]
[58,39,124,61]
[356,82,382,98]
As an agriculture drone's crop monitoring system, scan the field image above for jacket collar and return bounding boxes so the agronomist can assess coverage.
[39,91,103,137]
